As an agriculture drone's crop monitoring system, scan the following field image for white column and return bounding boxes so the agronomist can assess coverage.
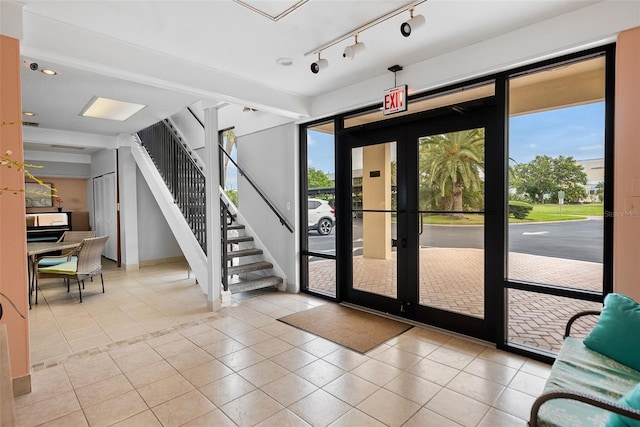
[203,103,223,310]
[117,138,139,270]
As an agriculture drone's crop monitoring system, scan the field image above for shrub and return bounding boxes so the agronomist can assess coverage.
[509,201,533,219]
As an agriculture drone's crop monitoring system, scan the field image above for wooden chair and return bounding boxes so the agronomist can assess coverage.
[37,236,109,303]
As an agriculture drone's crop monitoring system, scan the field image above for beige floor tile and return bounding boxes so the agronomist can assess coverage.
[110,410,162,426]
[295,359,346,387]
[153,336,199,358]
[463,358,518,386]
[270,347,318,371]
[124,359,178,388]
[137,373,194,407]
[186,328,228,347]
[67,333,113,353]
[233,328,273,346]
[289,389,352,427]
[383,372,442,405]
[298,337,342,358]
[447,371,506,405]
[219,345,266,369]
[179,323,215,338]
[391,335,438,357]
[350,359,402,387]
[107,325,148,342]
[403,408,463,427]
[520,359,552,379]
[260,372,317,406]
[38,410,88,427]
[238,359,290,388]
[83,390,148,427]
[427,346,476,370]
[323,347,369,371]
[407,357,459,387]
[508,370,547,397]
[181,409,237,427]
[202,337,246,358]
[442,336,488,356]
[108,341,152,360]
[426,388,490,427]
[478,407,528,426]
[221,389,284,426]
[255,409,311,427]
[14,365,73,409]
[113,347,164,373]
[198,373,256,407]
[151,389,216,427]
[328,408,386,427]
[258,321,296,337]
[493,387,536,421]
[181,358,233,387]
[323,373,378,406]
[357,388,421,426]
[278,328,318,347]
[477,347,527,369]
[250,336,294,358]
[166,347,214,371]
[372,346,423,370]
[407,326,453,345]
[145,331,184,348]
[63,353,122,389]
[16,391,81,427]
[75,374,134,408]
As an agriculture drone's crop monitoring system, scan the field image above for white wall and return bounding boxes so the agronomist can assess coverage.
[237,122,297,289]
[135,169,183,262]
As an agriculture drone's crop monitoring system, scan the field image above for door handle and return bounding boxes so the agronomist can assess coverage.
[401,238,407,248]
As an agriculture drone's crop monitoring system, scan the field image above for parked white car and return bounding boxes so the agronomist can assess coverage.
[308,198,335,235]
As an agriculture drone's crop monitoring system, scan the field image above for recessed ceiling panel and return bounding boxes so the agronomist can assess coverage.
[233,0,308,21]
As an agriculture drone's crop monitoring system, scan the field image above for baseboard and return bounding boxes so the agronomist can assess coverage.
[122,262,139,271]
[139,256,186,267]
[12,374,31,397]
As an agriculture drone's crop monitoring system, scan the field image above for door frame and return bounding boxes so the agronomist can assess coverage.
[336,99,503,342]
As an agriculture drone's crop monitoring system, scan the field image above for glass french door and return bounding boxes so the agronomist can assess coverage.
[341,106,498,341]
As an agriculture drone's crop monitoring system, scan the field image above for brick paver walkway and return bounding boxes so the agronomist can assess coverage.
[308,248,602,353]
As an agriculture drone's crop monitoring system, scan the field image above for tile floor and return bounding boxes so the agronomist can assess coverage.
[17,260,551,426]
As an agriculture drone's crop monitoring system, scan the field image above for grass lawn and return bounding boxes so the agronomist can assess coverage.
[420,203,603,225]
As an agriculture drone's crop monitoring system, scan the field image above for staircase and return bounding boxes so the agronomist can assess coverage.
[224,222,283,293]
[135,119,286,297]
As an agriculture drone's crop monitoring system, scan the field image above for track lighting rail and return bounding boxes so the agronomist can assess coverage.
[304,0,428,57]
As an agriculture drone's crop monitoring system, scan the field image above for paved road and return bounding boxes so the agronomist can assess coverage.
[308,218,603,263]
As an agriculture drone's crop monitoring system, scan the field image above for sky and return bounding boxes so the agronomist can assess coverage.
[306,101,606,176]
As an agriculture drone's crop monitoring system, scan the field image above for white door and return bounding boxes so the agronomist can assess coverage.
[93,172,118,261]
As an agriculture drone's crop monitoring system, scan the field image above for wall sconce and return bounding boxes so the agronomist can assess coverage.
[400,8,425,37]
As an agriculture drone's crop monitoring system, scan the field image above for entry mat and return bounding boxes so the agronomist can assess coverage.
[278,303,413,353]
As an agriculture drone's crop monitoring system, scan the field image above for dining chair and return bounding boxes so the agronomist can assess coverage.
[36,231,97,267]
[37,235,109,303]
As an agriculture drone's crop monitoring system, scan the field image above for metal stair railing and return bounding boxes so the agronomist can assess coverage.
[187,107,294,233]
[137,121,207,253]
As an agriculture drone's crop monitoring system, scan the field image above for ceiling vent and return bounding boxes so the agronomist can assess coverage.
[22,121,39,127]
[51,145,86,151]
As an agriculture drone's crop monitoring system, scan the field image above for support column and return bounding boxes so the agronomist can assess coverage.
[362,143,392,260]
[0,1,30,396]
[203,103,223,310]
[117,140,139,270]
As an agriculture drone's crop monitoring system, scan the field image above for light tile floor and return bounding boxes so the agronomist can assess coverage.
[17,260,551,426]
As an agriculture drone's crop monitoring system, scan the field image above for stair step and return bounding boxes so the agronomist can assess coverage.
[227,236,254,244]
[228,276,283,294]
[228,261,273,275]
[227,248,263,259]
[227,224,245,230]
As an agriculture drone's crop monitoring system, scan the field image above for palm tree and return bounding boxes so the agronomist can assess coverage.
[419,128,484,219]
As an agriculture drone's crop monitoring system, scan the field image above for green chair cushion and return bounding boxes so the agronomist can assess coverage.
[38,257,68,267]
[584,293,640,372]
[38,260,77,274]
[606,383,640,427]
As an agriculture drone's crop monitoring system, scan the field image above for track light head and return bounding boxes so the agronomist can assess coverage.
[343,41,366,60]
[400,9,425,37]
[310,54,328,74]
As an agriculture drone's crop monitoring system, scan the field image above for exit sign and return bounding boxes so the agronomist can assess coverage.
[383,85,407,115]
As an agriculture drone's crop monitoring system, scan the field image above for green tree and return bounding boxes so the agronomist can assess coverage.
[512,155,587,203]
[308,167,333,188]
[419,129,485,218]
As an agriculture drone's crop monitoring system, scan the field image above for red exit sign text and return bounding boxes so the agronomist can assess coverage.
[383,85,408,115]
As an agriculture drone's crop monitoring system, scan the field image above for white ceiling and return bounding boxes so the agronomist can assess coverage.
[17,0,603,139]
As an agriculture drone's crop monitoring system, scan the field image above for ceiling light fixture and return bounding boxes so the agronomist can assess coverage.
[400,7,425,37]
[276,57,294,66]
[23,111,36,117]
[80,96,146,121]
[40,68,57,76]
[310,52,328,74]
[342,35,366,60]
[242,107,257,112]
[304,0,427,58]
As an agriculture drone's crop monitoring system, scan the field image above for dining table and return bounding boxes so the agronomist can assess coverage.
[27,241,81,307]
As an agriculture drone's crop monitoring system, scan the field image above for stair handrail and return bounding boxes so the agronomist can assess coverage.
[220,198,229,292]
[187,107,294,233]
